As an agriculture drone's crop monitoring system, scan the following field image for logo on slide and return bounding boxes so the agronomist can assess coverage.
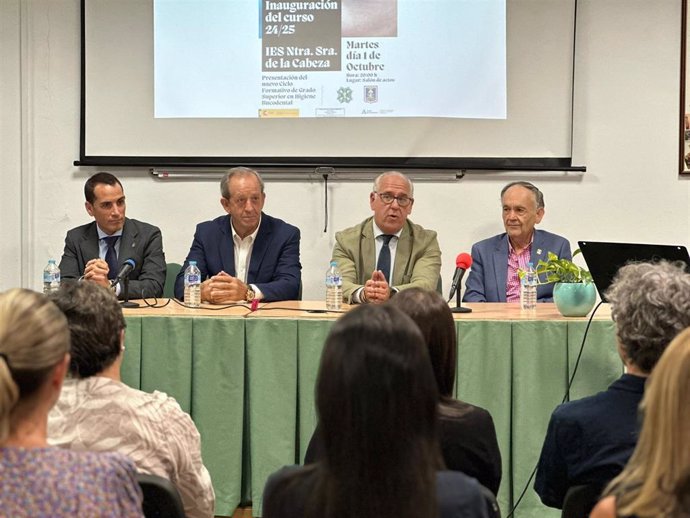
[337,87,353,104]
[364,86,378,104]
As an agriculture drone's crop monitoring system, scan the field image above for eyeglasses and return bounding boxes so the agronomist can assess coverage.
[374,192,413,207]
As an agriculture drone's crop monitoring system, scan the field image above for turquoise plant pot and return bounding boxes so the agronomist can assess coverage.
[553,282,597,317]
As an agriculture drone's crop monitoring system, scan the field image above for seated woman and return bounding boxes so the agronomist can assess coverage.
[389,288,502,494]
[263,305,490,518]
[305,288,502,495]
[0,289,143,517]
[590,327,690,518]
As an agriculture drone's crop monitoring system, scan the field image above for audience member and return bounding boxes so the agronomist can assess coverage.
[389,288,502,494]
[60,172,166,299]
[0,288,143,517]
[47,282,214,518]
[590,327,690,518]
[463,181,570,302]
[174,167,301,303]
[332,171,441,304]
[304,288,502,495]
[263,305,491,518]
[534,261,690,509]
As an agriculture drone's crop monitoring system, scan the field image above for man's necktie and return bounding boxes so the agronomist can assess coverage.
[103,236,119,280]
[376,234,394,284]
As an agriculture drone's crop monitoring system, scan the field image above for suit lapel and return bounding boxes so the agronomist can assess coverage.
[532,230,550,299]
[219,216,237,276]
[360,220,376,284]
[247,215,271,282]
[492,236,509,302]
[79,223,101,264]
[531,230,548,265]
[118,219,137,268]
[393,222,411,285]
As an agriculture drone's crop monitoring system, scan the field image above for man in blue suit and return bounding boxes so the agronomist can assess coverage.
[463,181,571,302]
[174,167,301,303]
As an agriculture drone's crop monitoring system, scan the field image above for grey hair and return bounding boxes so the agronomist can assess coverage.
[606,261,690,373]
[500,181,544,209]
[373,171,414,198]
[220,167,265,199]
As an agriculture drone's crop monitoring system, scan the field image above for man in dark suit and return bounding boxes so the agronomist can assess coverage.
[59,172,166,299]
[463,181,571,302]
[174,167,301,303]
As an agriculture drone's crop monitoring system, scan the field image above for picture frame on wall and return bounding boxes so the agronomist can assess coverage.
[681,0,690,174]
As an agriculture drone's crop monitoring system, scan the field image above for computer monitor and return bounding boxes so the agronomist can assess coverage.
[578,241,690,301]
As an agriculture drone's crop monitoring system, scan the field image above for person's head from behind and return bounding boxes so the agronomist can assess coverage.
[387,288,456,400]
[0,289,70,443]
[84,172,126,236]
[316,304,440,516]
[609,327,690,517]
[48,282,125,379]
[605,261,690,375]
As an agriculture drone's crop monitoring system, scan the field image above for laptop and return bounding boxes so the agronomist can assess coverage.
[578,241,690,301]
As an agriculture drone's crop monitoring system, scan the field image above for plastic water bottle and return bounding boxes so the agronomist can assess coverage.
[325,261,343,311]
[43,259,61,294]
[520,261,538,311]
[183,261,201,307]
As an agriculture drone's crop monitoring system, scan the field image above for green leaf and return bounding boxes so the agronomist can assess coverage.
[517,250,591,285]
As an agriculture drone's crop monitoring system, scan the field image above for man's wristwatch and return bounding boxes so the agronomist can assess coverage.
[245,287,256,302]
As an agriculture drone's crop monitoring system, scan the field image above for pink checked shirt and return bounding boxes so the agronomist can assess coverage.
[506,238,533,302]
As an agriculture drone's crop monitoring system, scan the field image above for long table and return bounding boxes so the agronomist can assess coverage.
[121,300,620,518]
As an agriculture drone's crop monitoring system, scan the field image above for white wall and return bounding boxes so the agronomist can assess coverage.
[2,0,689,300]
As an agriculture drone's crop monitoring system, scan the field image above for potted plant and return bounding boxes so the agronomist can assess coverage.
[520,249,597,317]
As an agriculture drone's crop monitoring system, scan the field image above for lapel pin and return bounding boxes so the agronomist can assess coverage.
[536,248,542,255]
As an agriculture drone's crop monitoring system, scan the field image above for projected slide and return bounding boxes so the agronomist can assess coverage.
[154,0,506,119]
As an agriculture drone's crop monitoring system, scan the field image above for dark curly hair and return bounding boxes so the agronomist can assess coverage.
[48,282,125,378]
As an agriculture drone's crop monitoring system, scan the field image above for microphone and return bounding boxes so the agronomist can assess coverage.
[111,258,136,287]
[448,253,473,302]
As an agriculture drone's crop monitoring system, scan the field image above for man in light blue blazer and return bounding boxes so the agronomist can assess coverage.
[463,182,571,303]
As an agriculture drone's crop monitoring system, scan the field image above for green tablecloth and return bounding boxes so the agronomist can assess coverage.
[122,315,620,517]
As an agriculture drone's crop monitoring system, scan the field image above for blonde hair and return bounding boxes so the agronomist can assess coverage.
[0,289,70,443]
[606,327,690,518]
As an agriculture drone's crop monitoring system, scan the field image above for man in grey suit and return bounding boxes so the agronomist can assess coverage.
[332,171,441,304]
[463,181,571,303]
[59,172,166,299]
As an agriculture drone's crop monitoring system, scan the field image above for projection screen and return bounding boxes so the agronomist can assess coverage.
[78,0,580,172]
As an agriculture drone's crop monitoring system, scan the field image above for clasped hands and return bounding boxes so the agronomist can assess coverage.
[83,258,112,288]
[361,270,392,304]
[201,271,249,304]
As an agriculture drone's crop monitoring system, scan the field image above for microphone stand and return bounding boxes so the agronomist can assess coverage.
[120,276,139,308]
[451,287,472,314]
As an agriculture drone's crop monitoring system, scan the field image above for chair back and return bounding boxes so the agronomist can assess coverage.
[561,483,604,518]
[479,483,501,518]
[136,473,186,518]
[164,263,181,299]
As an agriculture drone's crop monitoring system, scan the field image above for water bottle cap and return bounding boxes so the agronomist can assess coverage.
[189,261,197,266]
[528,261,534,268]
[48,259,56,264]
[330,261,337,267]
